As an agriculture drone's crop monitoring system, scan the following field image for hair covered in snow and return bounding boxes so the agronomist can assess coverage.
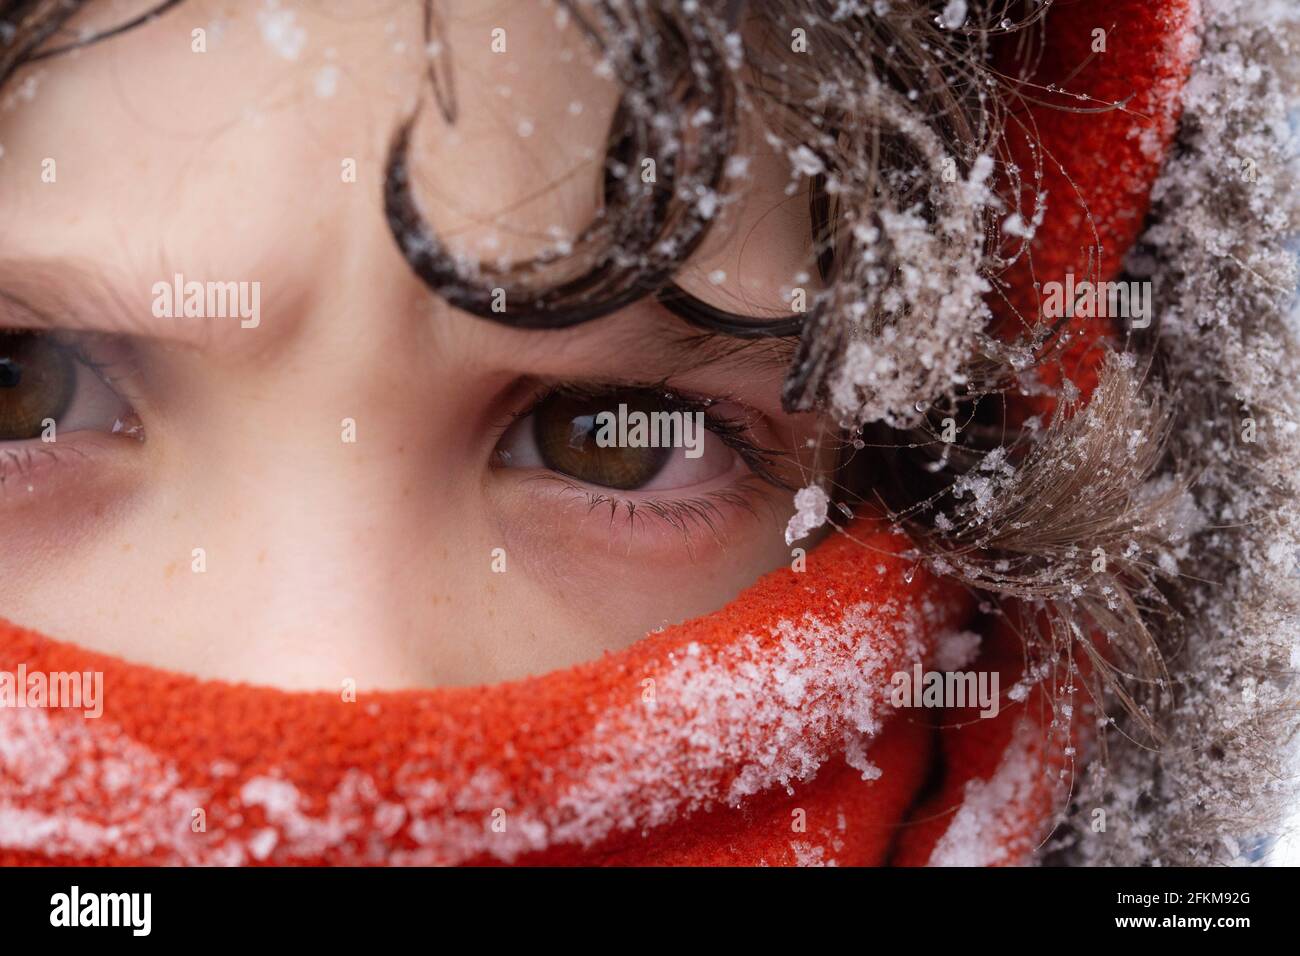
[1055,0,1300,865]
[2,0,1299,865]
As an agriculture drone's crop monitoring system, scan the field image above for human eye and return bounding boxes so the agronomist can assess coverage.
[0,329,142,487]
[492,382,790,540]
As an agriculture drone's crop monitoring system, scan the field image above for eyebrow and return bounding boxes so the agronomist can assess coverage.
[0,258,229,350]
[0,256,799,378]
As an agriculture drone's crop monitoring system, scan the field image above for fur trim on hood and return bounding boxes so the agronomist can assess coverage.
[1053,0,1300,866]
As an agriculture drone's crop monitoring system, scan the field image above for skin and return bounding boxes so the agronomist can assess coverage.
[0,0,829,689]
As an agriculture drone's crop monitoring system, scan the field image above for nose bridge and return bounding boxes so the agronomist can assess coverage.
[174,430,480,688]
[161,160,503,637]
[163,346,445,619]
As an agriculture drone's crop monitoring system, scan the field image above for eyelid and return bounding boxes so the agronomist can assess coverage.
[500,378,736,429]
[0,328,148,441]
[0,333,142,471]
[495,379,792,489]
[519,472,779,551]
[49,330,147,411]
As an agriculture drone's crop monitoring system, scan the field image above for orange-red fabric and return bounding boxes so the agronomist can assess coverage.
[0,0,1198,867]
[1,521,971,866]
[892,0,1201,865]
[993,0,1201,423]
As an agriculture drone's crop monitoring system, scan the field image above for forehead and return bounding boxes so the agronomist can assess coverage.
[0,1,619,274]
[0,0,815,339]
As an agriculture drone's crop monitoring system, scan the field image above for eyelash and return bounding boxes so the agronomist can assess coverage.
[498,380,792,489]
[0,442,71,489]
[0,330,143,489]
[528,472,779,548]
[492,380,796,545]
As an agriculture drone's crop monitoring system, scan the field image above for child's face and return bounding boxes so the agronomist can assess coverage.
[0,0,826,689]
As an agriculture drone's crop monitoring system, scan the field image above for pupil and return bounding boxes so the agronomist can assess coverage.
[0,359,20,389]
[567,414,597,450]
[535,391,673,491]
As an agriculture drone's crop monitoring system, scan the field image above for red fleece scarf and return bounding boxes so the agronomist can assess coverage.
[0,0,1197,866]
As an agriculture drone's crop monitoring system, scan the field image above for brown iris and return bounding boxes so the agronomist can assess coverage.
[0,332,76,441]
[534,390,673,490]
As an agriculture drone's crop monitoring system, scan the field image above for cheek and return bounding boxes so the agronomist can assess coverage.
[0,434,146,562]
